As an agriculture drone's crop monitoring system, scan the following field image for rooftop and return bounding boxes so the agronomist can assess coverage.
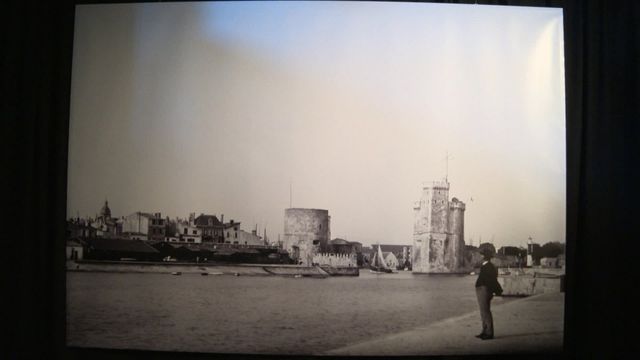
[194,214,222,227]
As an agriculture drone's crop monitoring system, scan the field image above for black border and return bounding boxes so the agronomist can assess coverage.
[5,0,639,359]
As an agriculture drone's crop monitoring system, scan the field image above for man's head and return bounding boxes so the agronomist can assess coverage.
[480,248,494,260]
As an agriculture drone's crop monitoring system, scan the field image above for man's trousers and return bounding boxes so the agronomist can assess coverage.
[475,285,494,336]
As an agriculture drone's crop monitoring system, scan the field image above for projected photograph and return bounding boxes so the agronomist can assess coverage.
[66,1,566,356]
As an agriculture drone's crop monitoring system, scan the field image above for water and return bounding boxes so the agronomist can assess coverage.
[67,271,503,355]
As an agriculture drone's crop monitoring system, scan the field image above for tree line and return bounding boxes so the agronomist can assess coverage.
[473,241,565,261]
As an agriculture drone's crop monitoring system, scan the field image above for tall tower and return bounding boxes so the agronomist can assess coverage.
[283,208,330,266]
[413,180,450,273]
[412,180,466,273]
[447,198,466,270]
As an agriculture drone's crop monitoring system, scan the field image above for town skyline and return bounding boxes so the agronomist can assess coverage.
[67,2,566,249]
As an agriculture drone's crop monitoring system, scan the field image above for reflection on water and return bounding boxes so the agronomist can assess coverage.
[67,271,495,354]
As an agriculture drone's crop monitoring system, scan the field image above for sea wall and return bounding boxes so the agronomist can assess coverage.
[67,260,353,277]
[498,273,564,296]
[313,253,357,267]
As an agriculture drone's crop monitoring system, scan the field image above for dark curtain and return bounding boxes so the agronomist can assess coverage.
[3,0,639,358]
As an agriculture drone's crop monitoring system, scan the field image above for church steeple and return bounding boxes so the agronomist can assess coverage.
[100,199,111,219]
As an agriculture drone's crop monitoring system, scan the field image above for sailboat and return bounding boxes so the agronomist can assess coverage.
[369,244,393,274]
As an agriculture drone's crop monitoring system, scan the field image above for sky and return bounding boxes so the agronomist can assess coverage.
[68,1,566,249]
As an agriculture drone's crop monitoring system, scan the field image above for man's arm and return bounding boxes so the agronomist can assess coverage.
[492,264,503,295]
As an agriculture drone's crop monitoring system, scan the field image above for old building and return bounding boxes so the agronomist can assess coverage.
[148,213,166,242]
[176,217,202,243]
[222,219,240,243]
[67,218,97,239]
[540,257,560,268]
[90,200,118,238]
[234,229,264,246]
[66,239,84,260]
[121,211,165,241]
[412,180,466,273]
[328,238,356,254]
[193,213,223,242]
[282,208,331,266]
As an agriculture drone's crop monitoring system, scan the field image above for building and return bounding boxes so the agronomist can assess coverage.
[66,240,84,260]
[122,212,151,240]
[234,229,264,246]
[121,211,165,241]
[193,213,224,242]
[148,213,166,242]
[527,239,541,266]
[540,257,560,268]
[412,180,466,273]
[310,238,362,267]
[90,200,118,238]
[67,218,97,239]
[328,238,357,254]
[282,208,331,266]
[176,217,202,243]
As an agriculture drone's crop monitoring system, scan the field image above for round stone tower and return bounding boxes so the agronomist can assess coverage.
[283,208,331,266]
[447,197,466,271]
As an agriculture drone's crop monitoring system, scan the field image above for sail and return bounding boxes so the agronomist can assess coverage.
[377,245,390,270]
[371,248,379,267]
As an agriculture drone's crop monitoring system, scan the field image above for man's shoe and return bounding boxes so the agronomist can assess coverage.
[475,333,485,338]
[480,334,494,340]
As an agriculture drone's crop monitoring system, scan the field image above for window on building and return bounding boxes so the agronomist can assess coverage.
[193,230,197,235]
[235,232,237,238]
[184,228,187,235]
[227,232,229,238]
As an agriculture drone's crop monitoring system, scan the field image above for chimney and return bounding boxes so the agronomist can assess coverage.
[221,214,224,224]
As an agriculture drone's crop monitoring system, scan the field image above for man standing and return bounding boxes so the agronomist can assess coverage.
[475,248,503,340]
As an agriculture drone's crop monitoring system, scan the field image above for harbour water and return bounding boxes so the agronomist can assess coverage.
[67,271,514,355]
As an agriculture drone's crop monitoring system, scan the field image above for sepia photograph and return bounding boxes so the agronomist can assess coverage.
[65,1,566,356]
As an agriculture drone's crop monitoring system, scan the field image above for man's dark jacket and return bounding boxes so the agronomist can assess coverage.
[475,261,503,295]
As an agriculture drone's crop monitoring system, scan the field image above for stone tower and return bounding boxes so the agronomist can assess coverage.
[283,208,331,266]
[412,180,466,273]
